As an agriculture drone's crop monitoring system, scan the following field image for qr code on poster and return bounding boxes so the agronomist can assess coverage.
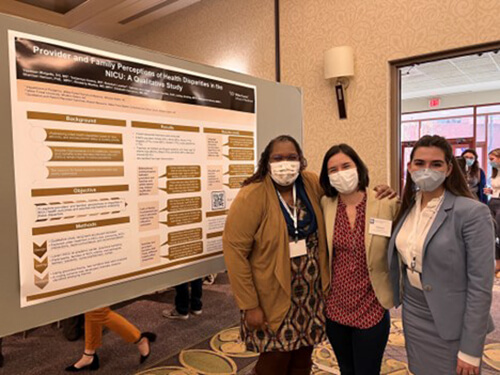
[211,191,226,210]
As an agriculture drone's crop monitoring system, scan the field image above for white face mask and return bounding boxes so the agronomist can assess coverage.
[329,168,359,194]
[269,161,301,186]
[410,168,446,192]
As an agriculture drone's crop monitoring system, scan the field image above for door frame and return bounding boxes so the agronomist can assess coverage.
[389,41,500,193]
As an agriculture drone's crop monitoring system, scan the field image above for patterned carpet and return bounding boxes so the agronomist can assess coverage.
[136,277,500,375]
[1,273,496,374]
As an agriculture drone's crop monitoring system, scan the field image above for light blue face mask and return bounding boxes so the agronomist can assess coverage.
[490,161,500,169]
[410,168,446,192]
[465,158,475,167]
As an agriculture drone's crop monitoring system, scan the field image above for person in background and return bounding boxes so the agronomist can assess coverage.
[163,279,203,320]
[319,144,399,374]
[484,148,500,278]
[204,273,217,285]
[65,307,156,372]
[461,148,487,204]
[61,314,84,342]
[223,135,394,375]
[389,135,495,375]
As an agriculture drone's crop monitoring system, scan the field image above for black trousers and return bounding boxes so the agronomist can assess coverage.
[175,278,203,315]
[326,310,390,375]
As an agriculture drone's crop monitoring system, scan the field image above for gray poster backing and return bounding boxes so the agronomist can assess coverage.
[0,13,302,337]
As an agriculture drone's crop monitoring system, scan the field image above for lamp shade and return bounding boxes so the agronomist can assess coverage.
[324,46,354,79]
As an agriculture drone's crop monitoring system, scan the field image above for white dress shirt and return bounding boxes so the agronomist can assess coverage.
[491,174,500,198]
[395,191,444,290]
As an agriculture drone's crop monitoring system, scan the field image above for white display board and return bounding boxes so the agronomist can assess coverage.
[8,31,257,307]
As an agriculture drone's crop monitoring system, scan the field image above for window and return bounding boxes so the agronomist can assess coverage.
[401,103,500,186]
[420,116,473,139]
[401,121,419,142]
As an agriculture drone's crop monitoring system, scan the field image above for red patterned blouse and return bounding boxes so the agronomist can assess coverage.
[325,194,385,329]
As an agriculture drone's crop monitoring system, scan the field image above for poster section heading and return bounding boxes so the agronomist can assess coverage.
[15,38,255,114]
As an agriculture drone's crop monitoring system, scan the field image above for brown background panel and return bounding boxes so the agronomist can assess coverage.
[27,111,126,126]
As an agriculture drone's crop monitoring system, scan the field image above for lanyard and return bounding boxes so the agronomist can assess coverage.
[277,184,299,242]
[407,193,443,272]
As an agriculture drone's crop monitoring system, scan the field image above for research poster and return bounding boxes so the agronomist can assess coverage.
[8,31,257,307]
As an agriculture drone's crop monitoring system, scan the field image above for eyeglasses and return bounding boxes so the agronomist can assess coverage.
[270,154,300,162]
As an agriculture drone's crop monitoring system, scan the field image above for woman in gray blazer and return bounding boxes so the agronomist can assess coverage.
[388,135,495,375]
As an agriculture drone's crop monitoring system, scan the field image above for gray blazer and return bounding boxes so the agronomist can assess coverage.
[388,190,495,357]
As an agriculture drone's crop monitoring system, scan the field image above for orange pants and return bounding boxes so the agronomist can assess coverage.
[84,307,141,351]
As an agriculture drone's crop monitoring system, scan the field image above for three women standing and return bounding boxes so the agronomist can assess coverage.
[389,135,495,375]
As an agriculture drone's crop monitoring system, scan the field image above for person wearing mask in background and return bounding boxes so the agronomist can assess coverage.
[484,148,500,278]
[389,135,495,375]
[461,148,487,204]
[223,135,393,375]
[319,144,399,375]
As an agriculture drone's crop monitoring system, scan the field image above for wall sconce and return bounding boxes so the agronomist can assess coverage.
[324,46,354,119]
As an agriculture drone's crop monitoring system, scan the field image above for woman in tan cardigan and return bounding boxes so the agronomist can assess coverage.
[223,135,329,375]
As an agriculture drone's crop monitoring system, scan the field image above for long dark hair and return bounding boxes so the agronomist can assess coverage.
[242,135,307,186]
[455,156,467,176]
[319,144,370,197]
[489,148,500,178]
[461,148,480,178]
[396,135,473,224]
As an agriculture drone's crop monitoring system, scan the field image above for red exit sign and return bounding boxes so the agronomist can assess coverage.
[429,98,440,108]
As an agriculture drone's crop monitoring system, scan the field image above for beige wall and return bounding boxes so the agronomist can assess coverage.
[280,0,500,183]
[120,0,500,184]
[118,0,275,82]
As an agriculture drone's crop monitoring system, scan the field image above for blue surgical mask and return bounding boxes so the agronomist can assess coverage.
[465,158,474,167]
[410,168,446,192]
[491,161,500,169]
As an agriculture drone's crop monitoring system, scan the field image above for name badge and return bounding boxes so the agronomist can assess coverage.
[368,218,392,237]
[289,239,307,258]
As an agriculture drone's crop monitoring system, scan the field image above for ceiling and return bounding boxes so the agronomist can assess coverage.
[6,1,498,102]
[401,50,500,100]
[16,0,88,14]
[0,0,201,38]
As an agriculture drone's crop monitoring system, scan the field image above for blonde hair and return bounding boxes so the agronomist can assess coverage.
[489,148,500,178]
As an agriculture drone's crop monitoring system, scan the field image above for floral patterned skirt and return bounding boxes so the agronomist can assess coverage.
[241,231,326,352]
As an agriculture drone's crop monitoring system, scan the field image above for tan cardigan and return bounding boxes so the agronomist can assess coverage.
[222,171,330,331]
[321,189,399,309]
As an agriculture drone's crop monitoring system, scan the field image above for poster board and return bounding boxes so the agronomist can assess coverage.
[0,13,302,337]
